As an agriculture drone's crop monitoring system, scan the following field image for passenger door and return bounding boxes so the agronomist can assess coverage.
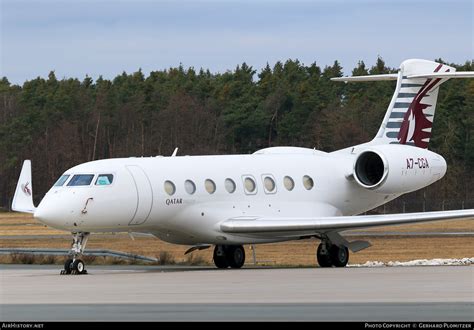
[126,165,153,225]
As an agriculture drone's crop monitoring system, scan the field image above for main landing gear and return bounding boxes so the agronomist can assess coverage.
[61,232,90,275]
[213,245,246,269]
[316,240,349,268]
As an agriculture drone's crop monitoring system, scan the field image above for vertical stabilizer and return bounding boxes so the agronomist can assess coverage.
[373,59,454,149]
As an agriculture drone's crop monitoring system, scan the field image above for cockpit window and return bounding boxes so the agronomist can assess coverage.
[95,174,114,186]
[67,174,95,186]
[53,175,70,187]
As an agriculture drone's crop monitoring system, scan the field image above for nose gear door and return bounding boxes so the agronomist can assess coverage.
[126,165,153,225]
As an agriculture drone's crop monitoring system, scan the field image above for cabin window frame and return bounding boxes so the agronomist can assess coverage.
[261,174,277,194]
[242,175,258,195]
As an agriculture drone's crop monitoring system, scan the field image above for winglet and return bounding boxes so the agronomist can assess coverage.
[12,160,36,213]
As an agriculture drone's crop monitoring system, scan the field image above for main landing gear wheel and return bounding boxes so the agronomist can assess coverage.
[227,245,245,269]
[60,232,90,275]
[330,245,349,267]
[213,246,229,269]
[316,243,350,268]
[213,245,246,269]
[316,243,333,268]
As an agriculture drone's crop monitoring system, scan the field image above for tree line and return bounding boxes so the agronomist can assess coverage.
[0,57,473,211]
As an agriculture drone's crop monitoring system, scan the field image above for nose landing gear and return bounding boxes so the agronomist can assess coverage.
[60,232,90,275]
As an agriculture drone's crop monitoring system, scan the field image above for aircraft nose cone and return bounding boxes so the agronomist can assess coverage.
[34,200,62,228]
[33,205,45,221]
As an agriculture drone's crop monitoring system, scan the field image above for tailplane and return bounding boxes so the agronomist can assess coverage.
[332,59,474,149]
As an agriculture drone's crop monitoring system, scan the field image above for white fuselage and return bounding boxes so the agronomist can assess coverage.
[33,146,446,245]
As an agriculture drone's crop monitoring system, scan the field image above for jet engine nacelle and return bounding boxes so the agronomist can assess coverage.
[352,144,447,194]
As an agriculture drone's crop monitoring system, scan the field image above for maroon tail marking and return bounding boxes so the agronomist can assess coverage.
[22,182,32,196]
[397,64,445,149]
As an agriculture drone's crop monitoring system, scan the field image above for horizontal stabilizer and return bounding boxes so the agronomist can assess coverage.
[331,74,398,82]
[12,160,36,213]
[407,72,474,79]
[331,71,474,83]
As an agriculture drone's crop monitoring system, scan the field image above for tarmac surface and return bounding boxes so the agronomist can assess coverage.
[0,264,473,321]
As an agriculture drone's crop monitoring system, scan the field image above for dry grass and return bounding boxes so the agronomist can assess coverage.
[156,251,176,265]
[0,213,472,266]
[258,237,474,265]
[0,235,472,266]
[0,254,150,266]
[0,213,65,236]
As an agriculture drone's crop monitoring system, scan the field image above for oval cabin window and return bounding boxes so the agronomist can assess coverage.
[225,178,236,193]
[303,175,314,190]
[164,180,176,196]
[284,176,295,191]
[264,176,276,193]
[205,179,216,194]
[244,177,256,193]
[185,180,196,194]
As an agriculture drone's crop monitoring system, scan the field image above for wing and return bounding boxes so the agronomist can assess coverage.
[220,209,474,236]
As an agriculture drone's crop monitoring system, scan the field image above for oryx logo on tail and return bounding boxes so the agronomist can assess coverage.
[21,181,32,196]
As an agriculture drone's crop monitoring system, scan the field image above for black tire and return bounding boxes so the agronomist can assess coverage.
[72,259,86,274]
[213,246,229,269]
[226,245,245,269]
[330,245,349,267]
[63,258,73,274]
[316,243,333,268]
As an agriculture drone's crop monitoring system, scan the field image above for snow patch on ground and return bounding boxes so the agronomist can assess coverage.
[348,257,474,268]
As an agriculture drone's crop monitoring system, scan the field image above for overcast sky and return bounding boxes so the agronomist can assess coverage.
[0,0,472,84]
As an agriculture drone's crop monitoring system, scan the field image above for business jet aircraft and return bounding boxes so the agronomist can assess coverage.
[12,59,474,274]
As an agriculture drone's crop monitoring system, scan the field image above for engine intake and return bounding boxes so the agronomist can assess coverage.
[354,150,387,189]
